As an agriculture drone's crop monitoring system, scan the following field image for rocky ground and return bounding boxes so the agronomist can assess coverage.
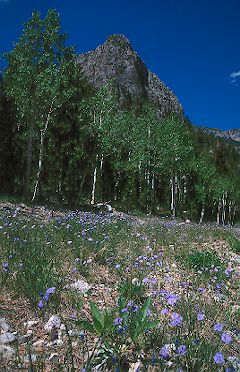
[0,203,239,371]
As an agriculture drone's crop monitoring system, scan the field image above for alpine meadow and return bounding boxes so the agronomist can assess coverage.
[0,8,239,372]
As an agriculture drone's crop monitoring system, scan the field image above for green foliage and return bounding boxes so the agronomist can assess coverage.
[228,235,240,253]
[178,249,225,277]
[0,220,62,308]
[1,10,240,220]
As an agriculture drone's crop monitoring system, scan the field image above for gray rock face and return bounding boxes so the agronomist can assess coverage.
[78,34,182,116]
[0,318,11,333]
[201,127,240,143]
[0,332,16,344]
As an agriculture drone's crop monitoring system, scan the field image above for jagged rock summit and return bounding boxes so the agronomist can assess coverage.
[78,34,182,116]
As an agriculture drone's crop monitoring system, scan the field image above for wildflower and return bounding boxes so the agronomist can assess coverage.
[159,344,170,358]
[213,323,223,332]
[121,307,128,313]
[225,268,233,277]
[177,344,187,355]
[221,333,232,345]
[115,264,121,269]
[166,293,179,305]
[197,287,206,294]
[214,352,225,364]
[127,300,134,307]
[113,317,123,325]
[197,312,205,321]
[161,308,169,315]
[37,300,44,309]
[170,312,183,327]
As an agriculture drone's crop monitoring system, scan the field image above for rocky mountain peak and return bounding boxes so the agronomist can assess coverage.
[77,34,182,116]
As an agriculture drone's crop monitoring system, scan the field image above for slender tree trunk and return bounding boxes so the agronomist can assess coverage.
[138,161,142,194]
[31,99,55,202]
[228,201,232,226]
[232,203,236,226]
[199,202,205,224]
[222,191,227,226]
[24,121,33,198]
[217,200,221,225]
[91,154,98,205]
[183,175,187,205]
[170,176,176,218]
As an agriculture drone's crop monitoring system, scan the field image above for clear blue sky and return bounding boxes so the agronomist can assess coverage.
[0,0,240,130]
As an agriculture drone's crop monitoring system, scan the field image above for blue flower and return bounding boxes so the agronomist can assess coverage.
[197,312,205,321]
[159,345,170,358]
[113,317,123,325]
[177,344,187,356]
[213,322,223,332]
[214,352,225,364]
[170,312,183,327]
[221,333,232,345]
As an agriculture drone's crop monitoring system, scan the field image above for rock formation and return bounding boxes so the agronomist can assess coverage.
[77,34,182,116]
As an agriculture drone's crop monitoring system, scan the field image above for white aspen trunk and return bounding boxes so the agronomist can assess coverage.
[217,200,221,225]
[114,176,119,201]
[138,161,142,194]
[222,191,227,226]
[170,177,175,218]
[152,172,155,190]
[183,175,187,204]
[31,99,55,202]
[228,201,232,226]
[100,153,104,171]
[232,203,236,226]
[91,154,98,205]
[199,203,205,224]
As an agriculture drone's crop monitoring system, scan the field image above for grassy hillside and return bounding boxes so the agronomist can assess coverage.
[0,202,239,371]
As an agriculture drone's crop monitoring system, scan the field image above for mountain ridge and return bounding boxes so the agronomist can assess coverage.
[77,34,182,116]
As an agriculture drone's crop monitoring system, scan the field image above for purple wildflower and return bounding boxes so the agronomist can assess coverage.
[170,312,183,327]
[161,308,169,315]
[197,312,205,321]
[213,323,223,332]
[221,333,232,345]
[159,345,170,358]
[177,344,187,355]
[166,293,179,305]
[37,300,44,309]
[214,352,225,364]
[113,317,123,325]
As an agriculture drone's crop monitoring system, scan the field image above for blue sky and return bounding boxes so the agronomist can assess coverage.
[0,0,239,130]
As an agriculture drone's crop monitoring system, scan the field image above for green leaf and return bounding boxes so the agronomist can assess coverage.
[140,296,151,322]
[75,320,94,333]
[90,302,104,328]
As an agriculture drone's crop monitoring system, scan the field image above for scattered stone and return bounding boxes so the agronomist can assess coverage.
[18,333,33,344]
[60,323,66,331]
[23,353,37,363]
[0,344,15,358]
[68,329,79,337]
[0,318,11,333]
[0,332,16,344]
[32,339,46,351]
[129,361,141,372]
[24,320,39,328]
[49,353,60,363]
[44,315,61,332]
[68,279,91,293]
